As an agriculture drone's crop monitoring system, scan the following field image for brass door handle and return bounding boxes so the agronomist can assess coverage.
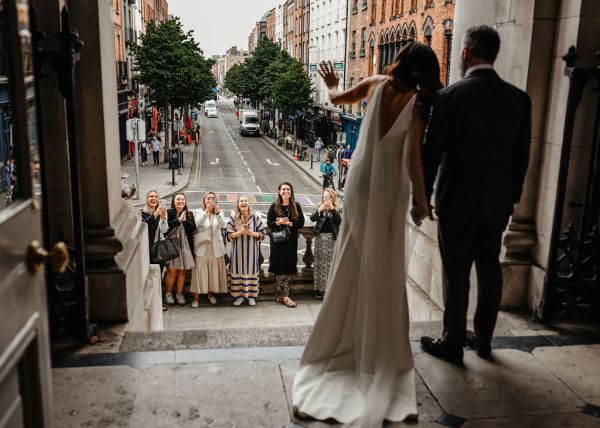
[26,240,69,274]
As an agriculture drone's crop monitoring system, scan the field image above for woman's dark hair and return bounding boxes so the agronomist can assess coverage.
[275,182,299,220]
[387,42,442,118]
[170,191,188,212]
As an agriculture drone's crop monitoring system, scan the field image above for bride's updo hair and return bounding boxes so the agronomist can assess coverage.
[386,42,442,119]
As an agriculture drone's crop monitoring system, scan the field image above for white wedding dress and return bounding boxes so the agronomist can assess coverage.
[292,81,420,427]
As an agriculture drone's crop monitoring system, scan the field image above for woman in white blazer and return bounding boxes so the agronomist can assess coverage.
[190,191,228,307]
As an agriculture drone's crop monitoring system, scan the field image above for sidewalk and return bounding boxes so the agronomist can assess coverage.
[121,141,198,208]
[52,304,600,427]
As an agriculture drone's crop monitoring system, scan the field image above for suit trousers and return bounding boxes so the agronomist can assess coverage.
[437,219,505,348]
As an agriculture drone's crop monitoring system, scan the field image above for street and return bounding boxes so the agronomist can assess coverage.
[184,100,323,264]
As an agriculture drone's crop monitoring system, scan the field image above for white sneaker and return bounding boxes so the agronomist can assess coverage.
[233,297,244,306]
[208,295,218,305]
[191,300,199,308]
[176,293,186,306]
[165,293,175,306]
[248,298,256,306]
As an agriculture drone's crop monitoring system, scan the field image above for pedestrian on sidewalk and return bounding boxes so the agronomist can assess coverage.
[226,196,265,306]
[267,182,305,308]
[310,188,342,299]
[150,134,161,165]
[164,192,196,306]
[140,139,149,166]
[190,192,228,308]
[314,137,324,161]
[320,159,337,189]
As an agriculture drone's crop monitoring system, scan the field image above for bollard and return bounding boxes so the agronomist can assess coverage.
[310,153,313,169]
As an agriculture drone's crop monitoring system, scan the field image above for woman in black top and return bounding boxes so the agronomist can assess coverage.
[164,192,196,306]
[141,189,168,263]
[310,188,342,299]
[267,182,305,308]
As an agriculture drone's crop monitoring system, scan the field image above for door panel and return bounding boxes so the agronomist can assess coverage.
[0,0,53,426]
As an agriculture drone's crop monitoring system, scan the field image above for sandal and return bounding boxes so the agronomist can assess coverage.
[281,296,297,308]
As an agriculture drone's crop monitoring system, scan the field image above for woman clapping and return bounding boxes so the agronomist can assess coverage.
[164,192,196,306]
[226,196,265,306]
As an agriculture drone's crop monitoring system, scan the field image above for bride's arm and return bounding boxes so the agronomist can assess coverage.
[319,61,384,105]
[408,115,433,225]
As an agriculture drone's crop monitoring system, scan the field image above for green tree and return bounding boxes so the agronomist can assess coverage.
[272,59,313,142]
[224,63,244,97]
[243,38,280,104]
[132,18,214,154]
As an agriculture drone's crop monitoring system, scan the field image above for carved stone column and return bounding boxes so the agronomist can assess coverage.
[70,0,150,326]
[300,227,315,275]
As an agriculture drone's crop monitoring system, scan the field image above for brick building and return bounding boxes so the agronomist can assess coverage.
[346,0,455,115]
[266,8,277,41]
[294,0,310,70]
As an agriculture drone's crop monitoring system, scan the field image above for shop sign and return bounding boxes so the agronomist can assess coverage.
[309,64,317,71]
[333,62,344,70]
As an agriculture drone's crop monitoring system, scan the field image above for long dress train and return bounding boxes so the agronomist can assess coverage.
[292,82,419,427]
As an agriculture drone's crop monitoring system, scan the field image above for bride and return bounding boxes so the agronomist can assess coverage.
[292,42,441,426]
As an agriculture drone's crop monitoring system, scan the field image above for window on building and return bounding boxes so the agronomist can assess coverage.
[381,0,387,22]
[360,28,366,52]
[371,0,377,25]
[425,0,434,7]
[410,0,417,13]
[351,30,357,57]
[352,0,358,12]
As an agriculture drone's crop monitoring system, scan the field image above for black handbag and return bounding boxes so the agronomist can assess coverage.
[151,228,180,263]
[271,226,290,243]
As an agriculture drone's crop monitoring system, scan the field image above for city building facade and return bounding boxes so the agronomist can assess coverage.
[294,0,311,69]
[275,3,285,46]
[266,8,277,41]
[345,0,455,116]
[284,0,296,56]
[216,47,249,90]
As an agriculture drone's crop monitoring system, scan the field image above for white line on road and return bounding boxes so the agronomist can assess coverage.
[265,159,280,166]
[251,176,256,183]
[256,185,262,193]
[216,157,219,165]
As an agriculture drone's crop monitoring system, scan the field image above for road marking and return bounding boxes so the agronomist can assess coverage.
[256,185,262,193]
[266,159,280,166]
[251,176,256,183]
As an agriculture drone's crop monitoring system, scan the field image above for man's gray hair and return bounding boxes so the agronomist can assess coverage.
[463,25,500,63]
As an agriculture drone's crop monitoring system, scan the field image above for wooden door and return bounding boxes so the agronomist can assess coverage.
[0,0,61,426]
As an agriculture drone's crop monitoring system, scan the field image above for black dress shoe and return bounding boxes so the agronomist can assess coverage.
[420,336,463,364]
[465,330,492,359]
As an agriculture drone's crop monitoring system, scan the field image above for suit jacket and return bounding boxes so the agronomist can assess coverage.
[423,69,532,226]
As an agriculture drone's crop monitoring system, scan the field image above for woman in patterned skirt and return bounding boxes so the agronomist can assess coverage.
[310,188,342,299]
[226,196,265,306]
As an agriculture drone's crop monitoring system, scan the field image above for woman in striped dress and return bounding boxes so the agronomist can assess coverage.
[226,196,265,306]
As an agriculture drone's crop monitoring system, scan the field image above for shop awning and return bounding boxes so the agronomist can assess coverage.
[305,112,325,123]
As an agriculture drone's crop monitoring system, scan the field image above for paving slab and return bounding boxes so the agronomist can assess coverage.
[53,366,140,428]
[128,361,290,428]
[532,344,600,403]
[414,349,584,419]
[462,412,600,428]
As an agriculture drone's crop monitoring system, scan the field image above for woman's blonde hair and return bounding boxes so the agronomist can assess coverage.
[144,189,160,214]
[234,195,254,228]
[321,188,340,210]
[202,191,217,210]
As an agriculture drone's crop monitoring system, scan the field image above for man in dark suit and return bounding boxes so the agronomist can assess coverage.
[419,25,532,363]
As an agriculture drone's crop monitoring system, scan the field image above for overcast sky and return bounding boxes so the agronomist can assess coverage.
[168,0,280,57]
